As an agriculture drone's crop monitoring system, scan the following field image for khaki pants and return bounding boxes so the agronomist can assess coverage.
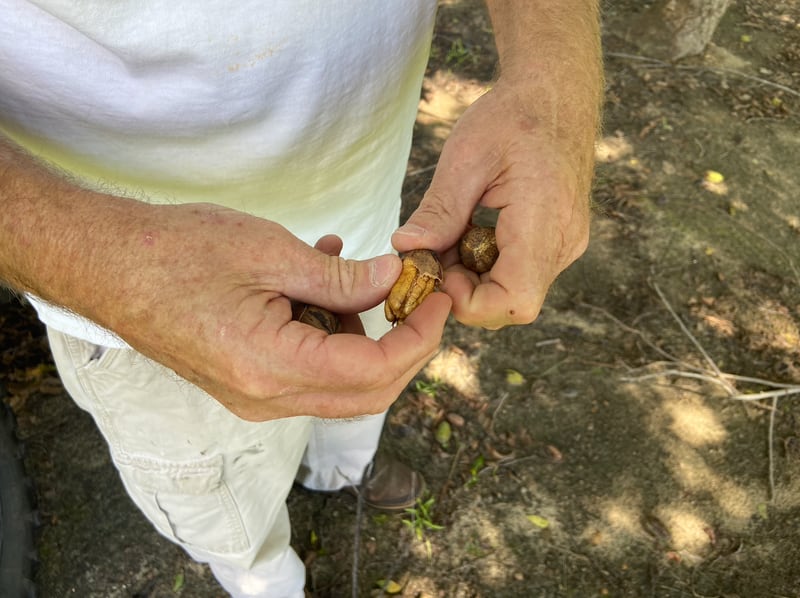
[47,310,388,597]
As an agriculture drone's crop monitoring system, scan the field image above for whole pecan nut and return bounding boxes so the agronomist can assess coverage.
[459,226,498,274]
[292,303,341,334]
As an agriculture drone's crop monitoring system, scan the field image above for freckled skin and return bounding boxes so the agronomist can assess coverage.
[384,249,442,325]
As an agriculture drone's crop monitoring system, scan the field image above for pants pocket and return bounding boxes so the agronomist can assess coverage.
[115,453,250,556]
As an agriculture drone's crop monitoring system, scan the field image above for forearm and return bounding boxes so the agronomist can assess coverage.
[484,0,604,190]
[0,138,160,330]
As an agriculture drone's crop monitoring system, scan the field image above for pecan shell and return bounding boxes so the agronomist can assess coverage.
[459,226,498,274]
[293,303,341,334]
[384,249,443,324]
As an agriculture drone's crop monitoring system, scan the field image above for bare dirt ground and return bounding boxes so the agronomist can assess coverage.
[2,1,800,596]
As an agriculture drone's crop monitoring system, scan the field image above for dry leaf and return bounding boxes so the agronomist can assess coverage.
[505,369,525,386]
[526,514,550,529]
[435,420,452,448]
[757,502,769,520]
[376,579,403,594]
[546,444,564,463]
[445,412,465,428]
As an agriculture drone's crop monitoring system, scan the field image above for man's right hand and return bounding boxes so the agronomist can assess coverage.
[112,203,452,421]
[0,141,451,421]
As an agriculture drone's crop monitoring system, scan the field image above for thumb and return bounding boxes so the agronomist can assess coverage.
[284,248,402,314]
[392,150,485,254]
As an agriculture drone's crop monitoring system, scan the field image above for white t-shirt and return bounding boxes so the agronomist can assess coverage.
[0,0,437,346]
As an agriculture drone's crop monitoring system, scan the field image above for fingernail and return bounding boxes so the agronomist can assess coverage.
[394,223,428,237]
[370,256,397,287]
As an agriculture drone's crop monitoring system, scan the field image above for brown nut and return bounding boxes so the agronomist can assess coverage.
[292,303,341,334]
[384,249,443,325]
[459,226,498,274]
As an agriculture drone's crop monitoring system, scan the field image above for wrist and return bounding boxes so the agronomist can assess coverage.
[492,77,598,198]
[484,0,603,196]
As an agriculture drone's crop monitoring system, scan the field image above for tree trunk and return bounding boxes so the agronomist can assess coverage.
[624,0,733,61]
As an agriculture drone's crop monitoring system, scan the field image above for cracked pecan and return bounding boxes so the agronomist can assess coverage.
[383,249,443,325]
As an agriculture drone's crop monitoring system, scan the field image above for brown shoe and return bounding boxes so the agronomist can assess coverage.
[345,454,426,512]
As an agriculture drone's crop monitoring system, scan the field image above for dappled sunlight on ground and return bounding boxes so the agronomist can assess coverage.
[416,70,489,132]
[423,344,482,400]
[663,396,728,447]
[6,1,800,596]
[589,497,646,550]
[595,132,635,164]
[657,506,713,559]
[665,440,762,522]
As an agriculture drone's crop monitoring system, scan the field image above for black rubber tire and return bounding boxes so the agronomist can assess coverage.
[0,393,38,598]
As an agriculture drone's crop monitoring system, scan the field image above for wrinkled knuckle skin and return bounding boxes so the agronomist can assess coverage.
[557,204,591,268]
[416,192,459,228]
[323,255,358,298]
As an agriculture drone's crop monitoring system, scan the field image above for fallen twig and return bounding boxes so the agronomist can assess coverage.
[489,391,510,437]
[352,486,364,598]
[406,164,437,177]
[584,280,800,503]
[651,282,736,395]
[769,396,777,500]
[337,465,365,598]
[579,302,690,367]
[605,51,800,98]
[478,453,542,476]
[437,443,465,507]
[621,368,740,393]
[731,387,800,402]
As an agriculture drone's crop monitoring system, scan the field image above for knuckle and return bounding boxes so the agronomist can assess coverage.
[322,255,358,297]
[417,190,461,227]
[561,223,590,267]
[556,201,591,267]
